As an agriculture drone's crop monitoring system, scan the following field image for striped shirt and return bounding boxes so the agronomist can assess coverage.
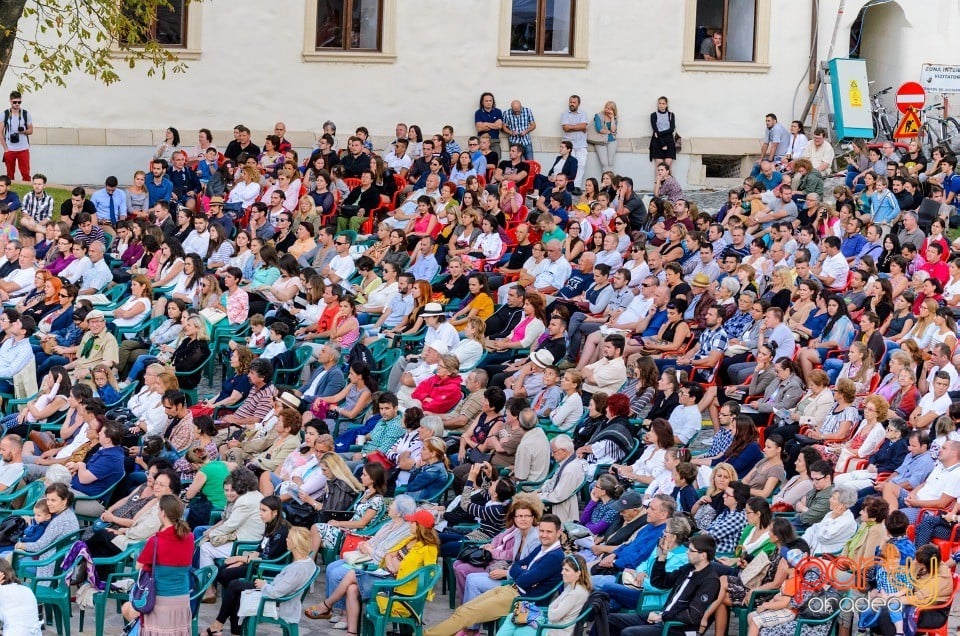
[0,336,33,379]
[21,191,53,224]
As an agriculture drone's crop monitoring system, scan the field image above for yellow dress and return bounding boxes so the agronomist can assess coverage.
[375,541,439,616]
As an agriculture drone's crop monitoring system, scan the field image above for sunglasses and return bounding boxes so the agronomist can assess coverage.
[335,241,349,246]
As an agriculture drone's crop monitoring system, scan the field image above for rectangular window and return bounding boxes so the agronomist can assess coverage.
[154,0,187,47]
[315,0,383,51]
[694,0,757,62]
[120,0,188,48]
[510,0,575,56]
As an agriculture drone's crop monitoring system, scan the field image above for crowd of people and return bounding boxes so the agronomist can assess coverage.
[0,91,960,636]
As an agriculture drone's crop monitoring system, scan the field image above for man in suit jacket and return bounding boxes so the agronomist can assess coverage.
[295,343,346,411]
[153,201,178,239]
[425,514,565,636]
[537,434,587,523]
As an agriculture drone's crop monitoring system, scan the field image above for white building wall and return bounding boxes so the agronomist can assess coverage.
[6,0,960,186]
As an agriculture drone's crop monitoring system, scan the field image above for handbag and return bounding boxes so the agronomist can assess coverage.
[587,115,608,146]
[28,430,58,454]
[186,493,213,529]
[283,500,319,527]
[511,600,542,628]
[739,550,771,588]
[674,133,683,153]
[340,204,360,218]
[770,501,794,513]
[209,530,237,547]
[467,448,491,464]
[365,450,396,470]
[130,540,158,614]
[237,589,278,619]
[340,531,365,558]
[457,545,493,567]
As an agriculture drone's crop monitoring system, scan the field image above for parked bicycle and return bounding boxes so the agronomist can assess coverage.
[919,103,960,155]
[870,86,895,142]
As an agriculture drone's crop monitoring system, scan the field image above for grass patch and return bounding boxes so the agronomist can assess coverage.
[9,183,74,222]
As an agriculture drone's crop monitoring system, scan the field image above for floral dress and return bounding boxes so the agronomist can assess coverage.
[315,492,385,549]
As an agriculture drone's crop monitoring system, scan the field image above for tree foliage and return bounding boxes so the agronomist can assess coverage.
[0,0,194,92]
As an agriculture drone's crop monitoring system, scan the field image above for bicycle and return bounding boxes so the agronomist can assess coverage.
[918,103,960,155]
[870,86,895,142]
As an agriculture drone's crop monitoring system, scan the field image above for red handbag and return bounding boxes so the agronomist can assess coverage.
[340,532,364,557]
[365,450,396,470]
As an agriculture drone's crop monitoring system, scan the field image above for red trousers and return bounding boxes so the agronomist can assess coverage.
[3,149,29,181]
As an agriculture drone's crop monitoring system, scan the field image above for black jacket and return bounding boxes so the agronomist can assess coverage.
[171,337,210,389]
[651,559,721,629]
[485,305,524,340]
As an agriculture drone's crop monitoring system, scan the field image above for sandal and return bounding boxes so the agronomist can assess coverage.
[304,601,333,619]
[205,629,222,636]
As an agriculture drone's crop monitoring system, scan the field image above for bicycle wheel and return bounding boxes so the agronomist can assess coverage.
[922,124,939,156]
[942,118,960,155]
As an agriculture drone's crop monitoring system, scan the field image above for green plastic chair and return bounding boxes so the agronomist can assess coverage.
[532,606,592,636]
[2,390,37,416]
[732,589,778,636]
[360,564,441,636]
[241,561,320,636]
[189,566,219,636]
[92,283,130,311]
[112,314,153,341]
[78,541,144,632]
[73,476,125,525]
[22,543,77,636]
[0,480,45,519]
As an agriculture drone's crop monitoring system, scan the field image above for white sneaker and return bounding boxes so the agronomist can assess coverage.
[330,614,344,623]
[332,620,349,630]
[700,435,714,445]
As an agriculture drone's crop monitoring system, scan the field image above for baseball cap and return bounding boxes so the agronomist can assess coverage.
[612,491,644,511]
[404,509,436,528]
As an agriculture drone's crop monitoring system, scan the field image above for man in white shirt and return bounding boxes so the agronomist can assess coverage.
[77,241,112,297]
[560,95,588,189]
[322,234,356,286]
[582,334,627,396]
[595,233,623,273]
[384,138,412,178]
[181,214,211,257]
[669,382,704,445]
[0,434,24,492]
[0,245,35,300]
[800,127,836,175]
[0,314,34,393]
[910,371,953,432]
[919,343,960,394]
[534,240,573,298]
[812,236,849,291]
[896,439,960,522]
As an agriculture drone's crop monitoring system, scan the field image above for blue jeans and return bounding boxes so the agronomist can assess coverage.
[845,165,866,192]
[823,357,844,386]
[325,559,350,611]
[37,354,69,379]
[515,140,534,161]
[593,575,641,611]
[126,355,158,383]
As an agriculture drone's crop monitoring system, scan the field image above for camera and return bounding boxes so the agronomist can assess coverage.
[8,133,18,144]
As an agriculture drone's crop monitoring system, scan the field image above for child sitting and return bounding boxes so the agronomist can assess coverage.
[260,321,289,361]
[231,313,269,351]
[21,499,51,544]
[92,364,120,405]
[533,366,563,418]
[747,544,816,636]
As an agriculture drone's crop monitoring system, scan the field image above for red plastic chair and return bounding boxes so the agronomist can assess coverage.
[917,508,960,562]
[914,574,960,636]
[343,177,361,191]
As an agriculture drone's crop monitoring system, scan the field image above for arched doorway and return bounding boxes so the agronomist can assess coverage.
[848,0,911,92]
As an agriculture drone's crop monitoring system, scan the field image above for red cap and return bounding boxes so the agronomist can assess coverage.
[403,509,436,528]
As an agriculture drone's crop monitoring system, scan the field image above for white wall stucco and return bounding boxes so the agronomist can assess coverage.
[5,0,960,186]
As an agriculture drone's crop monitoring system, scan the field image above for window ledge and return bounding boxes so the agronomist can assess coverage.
[681,60,769,73]
[497,55,588,69]
[302,51,396,64]
[109,48,201,61]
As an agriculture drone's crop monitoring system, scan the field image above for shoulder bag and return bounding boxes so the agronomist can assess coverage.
[587,114,608,146]
[130,539,158,614]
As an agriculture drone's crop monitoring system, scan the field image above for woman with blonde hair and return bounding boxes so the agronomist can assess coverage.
[593,101,619,172]
[451,317,486,372]
[897,297,938,349]
[126,169,149,216]
[690,462,738,530]
[228,165,262,210]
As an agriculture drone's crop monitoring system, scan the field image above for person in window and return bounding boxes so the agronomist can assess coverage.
[700,31,723,60]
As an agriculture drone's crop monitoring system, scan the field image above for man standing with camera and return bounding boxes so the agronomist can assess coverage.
[1,92,32,182]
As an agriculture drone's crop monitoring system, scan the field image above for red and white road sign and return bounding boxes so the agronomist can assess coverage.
[896,82,926,113]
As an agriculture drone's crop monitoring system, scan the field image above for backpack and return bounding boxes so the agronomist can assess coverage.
[0,516,26,546]
[2,108,28,142]
[346,342,374,368]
